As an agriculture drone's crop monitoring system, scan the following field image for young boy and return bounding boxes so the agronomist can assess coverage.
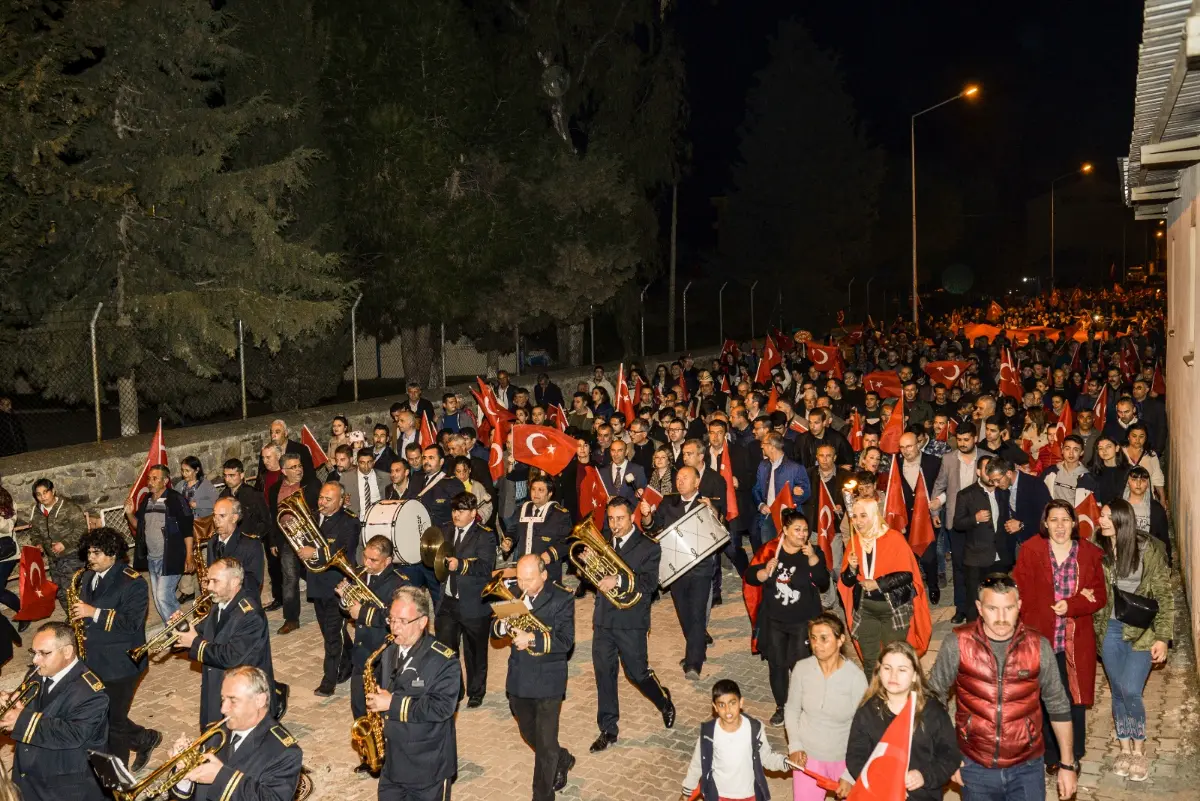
[680,679,790,801]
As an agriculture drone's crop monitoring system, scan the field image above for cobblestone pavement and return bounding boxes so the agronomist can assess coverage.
[1,570,1196,801]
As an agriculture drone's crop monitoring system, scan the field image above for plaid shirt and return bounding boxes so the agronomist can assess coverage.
[1049,541,1079,652]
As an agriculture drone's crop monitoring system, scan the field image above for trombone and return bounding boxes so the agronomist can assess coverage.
[128,592,214,662]
[566,515,641,609]
[112,719,227,801]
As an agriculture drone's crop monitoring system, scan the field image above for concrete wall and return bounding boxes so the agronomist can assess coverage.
[1163,163,1200,677]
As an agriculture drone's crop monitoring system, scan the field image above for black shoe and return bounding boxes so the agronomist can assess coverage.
[337,666,353,684]
[951,614,967,624]
[353,764,377,777]
[313,684,334,697]
[130,729,162,772]
[661,689,676,729]
[16,620,30,633]
[589,732,617,753]
[929,587,941,605]
[711,595,723,607]
[554,751,575,791]
[574,584,588,599]
[705,632,713,645]
[769,707,785,727]
[466,696,484,709]
[263,600,283,613]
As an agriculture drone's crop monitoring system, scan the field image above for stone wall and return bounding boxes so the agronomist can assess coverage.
[0,350,715,517]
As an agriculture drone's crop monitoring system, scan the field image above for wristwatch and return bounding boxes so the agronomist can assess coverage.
[1057,761,1080,774]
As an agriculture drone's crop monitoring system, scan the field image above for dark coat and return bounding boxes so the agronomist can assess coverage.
[592,529,659,630]
[307,510,359,599]
[439,522,496,619]
[896,454,943,517]
[846,696,961,801]
[415,471,467,530]
[218,482,271,541]
[379,633,459,787]
[350,565,427,670]
[1007,471,1051,546]
[371,445,398,474]
[256,438,314,482]
[80,565,148,682]
[206,527,265,600]
[504,502,572,583]
[168,716,302,801]
[132,488,195,576]
[190,588,276,729]
[493,582,575,699]
[953,484,1014,569]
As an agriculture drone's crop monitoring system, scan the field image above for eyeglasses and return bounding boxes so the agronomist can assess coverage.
[387,614,427,627]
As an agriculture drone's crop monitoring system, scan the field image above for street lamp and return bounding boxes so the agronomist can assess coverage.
[1050,162,1093,290]
[911,84,979,332]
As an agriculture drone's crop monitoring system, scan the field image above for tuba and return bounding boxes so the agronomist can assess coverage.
[127,592,214,662]
[566,515,641,609]
[276,491,364,586]
[338,564,385,612]
[482,574,551,635]
[0,665,42,718]
[110,719,227,801]
[67,568,87,659]
[351,635,392,772]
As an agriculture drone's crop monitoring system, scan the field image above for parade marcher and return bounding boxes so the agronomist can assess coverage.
[953,457,1015,619]
[125,465,195,625]
[208,497,266,600]
[416,446,468,531]
[219,459,274,607]
[752,433,810,551]
[435,492,495,709]
[342,446,390,518]
[28,478,89,613]
[500,476,571,584]
[930,422,982,624]
[296,481,357,697]
[1123,466,1170,564]
[266,452,320,635]
[255,419,315,480]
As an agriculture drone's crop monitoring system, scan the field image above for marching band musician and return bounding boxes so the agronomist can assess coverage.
[208,497,266,599]
[588,497,675,754]
[640,466,718,680]
[491,555,576,801]
[168,666,302,801]
[500,476,571,583]
[435,492,496,709]
[176,558,280,729]
[367,586,460,801]
[0,622,110,801]
[296,481,358,698]
[417,445,467,531]
[74,527,162,772]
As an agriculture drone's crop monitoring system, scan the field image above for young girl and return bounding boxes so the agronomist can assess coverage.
[681,679,791,801]
[846,642,960,801]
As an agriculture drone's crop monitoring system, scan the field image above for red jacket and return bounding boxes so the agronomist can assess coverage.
[955,620,1043,768]
[1011,536,1107,706]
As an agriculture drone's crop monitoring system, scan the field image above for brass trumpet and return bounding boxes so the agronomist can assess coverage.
[112,719,227,801]
[566,515,641,609]
[0,666,41,718]
[127,592,214,662]
[482,574,551,635]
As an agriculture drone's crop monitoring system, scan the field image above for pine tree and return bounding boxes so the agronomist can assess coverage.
[0,0,349,431]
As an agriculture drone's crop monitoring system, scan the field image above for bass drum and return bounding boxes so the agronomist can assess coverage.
[655,503,730,588]
[362,500,431,565]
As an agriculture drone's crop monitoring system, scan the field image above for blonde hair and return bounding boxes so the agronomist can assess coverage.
[851,497,890,539]
[861,640,929,722]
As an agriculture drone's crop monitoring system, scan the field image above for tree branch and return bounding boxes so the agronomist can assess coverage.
[574,0,629,89]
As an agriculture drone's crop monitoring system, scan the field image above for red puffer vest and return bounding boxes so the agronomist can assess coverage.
[954,620,1043,767]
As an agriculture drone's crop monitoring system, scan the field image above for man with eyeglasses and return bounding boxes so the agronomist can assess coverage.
[368,585,460,801]
[665,419,688,468]
[0,621,109,801]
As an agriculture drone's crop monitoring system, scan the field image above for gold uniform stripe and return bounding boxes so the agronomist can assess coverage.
[22,712,41,743]
[105,609,116,632]
[218,770,244,801]
[197,641,207,661]
[399,695,411,723]
[364,608,374,626]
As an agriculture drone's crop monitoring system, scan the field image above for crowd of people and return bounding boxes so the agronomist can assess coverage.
[0,284,1178,801]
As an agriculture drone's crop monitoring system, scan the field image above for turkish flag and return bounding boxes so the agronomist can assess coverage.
[963,323,1003,343]
[807,343,842,378]
[720,446,739,521]
[908,473,935,556]
[1092,384,1108,434]
[13,546,58,622]
[847,409,864,452]
[987,300,1003,322]
[488,420,509,482]
[640,485,664,514]
[548,403,569,432]
[861,372,902,399]
[883,458,907,532]
[1075,492,1101,540]
[847,692,915,801]
[1070,342,1083,373]
[300,424,329,470]
[1054,401,1074,440]
[615,364,635,423]
[789,417,809,435]
[1120,339,1140,383]
[418,413,436,450]
[578,465,610,522]
[470,390,491,446]
[769,482,795,535]
[923,360,970,388]
[1152,360,1166,396]
[721,338,741,362]
[879,397,904,455]
[766,385,779,413]
[720,374,731,394]
[127,419,168,507]
[754,334,781,386]
[815,479,837,567]
[512,424,578,475]
[476,377,515,428]
[998,349,1022,400]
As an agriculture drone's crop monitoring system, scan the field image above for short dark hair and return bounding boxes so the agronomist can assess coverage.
[711,679,741,701]
[404,442,423,456]
[422,444,446,460]
[223,458,245,473]
[955,421,978,438]
[32,478,54,497]
[606,496,635,515]
[356,447,374,462]
[442,393,456,403]
[335,444,354,458]
[181,455,204,480]
[528,475,554,495]
[365,535,395,558]
[389,402,404,415]
[374,423,390,434]
[81,527,128,560]
[779,508,807,530]
[450,492,478,512]
[807,611,846,640]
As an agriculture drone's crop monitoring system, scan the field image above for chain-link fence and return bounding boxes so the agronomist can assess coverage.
[0,277,790,455]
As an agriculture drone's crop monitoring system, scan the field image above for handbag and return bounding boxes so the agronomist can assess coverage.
[1112,583,1158,629]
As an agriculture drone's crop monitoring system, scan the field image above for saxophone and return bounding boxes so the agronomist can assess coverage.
[67,569,87,659]
[351,635,392,773]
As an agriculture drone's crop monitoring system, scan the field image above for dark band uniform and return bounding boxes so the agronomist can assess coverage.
[592,526,672,738]
[507,501,572,583]
[206,526,265,599]
[415,471,467,530]
[11,660,109,801]
[80,564,157,764]
[435,520,495,704]
[349,564,423,718]
[190,589,278,729]
[648,493,718,675]
[309,508,359,689]
[168,716,302,801]
[492,581,575,801]
[378,634,460,801]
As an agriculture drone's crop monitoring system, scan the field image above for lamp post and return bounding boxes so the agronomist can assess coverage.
[1050,162,1093,291]
[912,84,979,332]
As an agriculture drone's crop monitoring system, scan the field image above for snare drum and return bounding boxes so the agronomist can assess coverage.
[362,500,431,564]
[656,503,730,588]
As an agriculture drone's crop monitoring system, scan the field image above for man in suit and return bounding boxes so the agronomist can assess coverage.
[491,555,576,800]
[369,424,398,473]
[952,457,1013,622]
[682,439,726,514]
[1131,378,1166,455]
[641,467,717,679]
[599,439,647,502]
[588,497,675,754]
[1003,461,1051,553]
[74,527,160,773]
[167,667,302,801]
[256,419,314,482]
[416,445,468,532]
[435,492,496,708]
[0,622,109,801]
[752,433,810,552]
[795,408,855,471]
[176,558,278,729]
[931,421,983,623]
[500,476,572,584]
[706,418,752,600]
[266,453,321,635]
[342,446,390,518]
[219,459,276,609]
[207,497,265,600]
[392,407,421,457]
[296,482,358,696]
[404,381,437,428]
[664,418,688,468]
[896,432,944,603]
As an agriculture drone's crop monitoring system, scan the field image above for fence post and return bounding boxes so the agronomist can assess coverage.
[589,305,595,365]
[237,319,247,420]
[778,288,783,332]
[718,281,728,346]
[750,280,759,337]
[350,293,363,402]
[89,302,103,443]
[640,282,651,361]
[440,322,447,388]
[865,277,874,322]
[514,324,520,376]
[682,281,693,351]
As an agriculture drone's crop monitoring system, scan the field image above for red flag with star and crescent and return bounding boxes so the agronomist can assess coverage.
[1152,361,1166,396]
[300,424,329,470]
[847,409,864,451]
[548,403,569,432]
[769,482,795,535]
[615,364,636,423]
[578,465,610,522]
[1092,385,1109,434]
[418,413,436,450]
[847,692,915,801]
[766,385,779,413]
[987,300,1003,322]
[14,546,58,621]
[879,397,904,455]
[815,479,837,567]
[923,361,970,389]
[487,420,510,482]
[861,372,902,399]
[998,348,1022,400]
[754,334,781,386]
[719,446,739,521]
[883,458,908,532]
[806,343,843,379]
[1075,492,1101,540]
[127,419,168,507]
[908,473,936,557]
[512,424,577,475]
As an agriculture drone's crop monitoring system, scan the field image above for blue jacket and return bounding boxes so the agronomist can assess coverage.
[753,457,810,509]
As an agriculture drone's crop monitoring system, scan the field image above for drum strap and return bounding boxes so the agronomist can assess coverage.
[518,503,548,555]
[418,472,447,498]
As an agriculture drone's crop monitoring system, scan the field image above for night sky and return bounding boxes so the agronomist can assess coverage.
[676,0,1145,287]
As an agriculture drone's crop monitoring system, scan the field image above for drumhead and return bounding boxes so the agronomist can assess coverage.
[657,504,730,588]
[363,500,432,564]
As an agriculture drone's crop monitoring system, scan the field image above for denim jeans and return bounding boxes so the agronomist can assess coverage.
[146,557,182,624]
[0,559,20,612]
[961,756,1045,801]
[936,525,950,578]
[1101,617,1153,740]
